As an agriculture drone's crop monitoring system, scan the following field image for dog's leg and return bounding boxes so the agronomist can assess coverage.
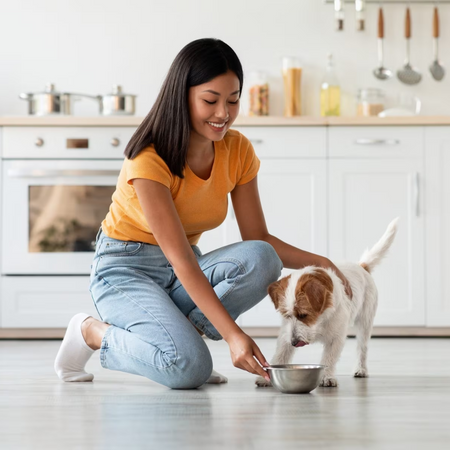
[256,322,294,387]
[353,292,377,378]
[319,334,347,387]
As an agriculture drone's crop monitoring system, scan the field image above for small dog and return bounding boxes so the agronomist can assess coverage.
[256,218,398,388]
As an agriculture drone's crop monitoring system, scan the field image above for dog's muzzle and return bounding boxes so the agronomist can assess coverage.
[291,339,309,348]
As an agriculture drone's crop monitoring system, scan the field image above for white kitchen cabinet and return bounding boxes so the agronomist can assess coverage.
[328,158,425,326]
[425,127,450,327]
[238,159,328,327]
[1,276,98,328]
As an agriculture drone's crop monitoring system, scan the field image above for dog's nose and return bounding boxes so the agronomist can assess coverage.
[291,339,299,347]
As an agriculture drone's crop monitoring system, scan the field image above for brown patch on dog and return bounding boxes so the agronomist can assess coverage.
[267,275,291,311]
[360,262,371,273]
[293,269,334,326]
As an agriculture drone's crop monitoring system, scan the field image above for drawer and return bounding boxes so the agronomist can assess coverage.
[1,276,99,328]
[2,127,136,159]
[329,126,424,158]
[233,126,326,158]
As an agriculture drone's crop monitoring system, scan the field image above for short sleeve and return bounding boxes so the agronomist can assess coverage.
[125,147,172,189]
[236,137,261,185]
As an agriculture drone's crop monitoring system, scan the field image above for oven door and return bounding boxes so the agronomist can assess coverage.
[2,159,122,275]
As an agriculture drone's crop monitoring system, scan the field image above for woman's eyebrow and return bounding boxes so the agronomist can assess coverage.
[201,89,240,96]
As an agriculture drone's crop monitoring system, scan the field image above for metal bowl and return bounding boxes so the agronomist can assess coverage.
[266,364,326,394]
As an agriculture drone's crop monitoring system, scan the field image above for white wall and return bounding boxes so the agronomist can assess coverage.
[0,0,449,117]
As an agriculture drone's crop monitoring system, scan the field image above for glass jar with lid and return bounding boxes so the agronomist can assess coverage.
[356,88,385,117]
[248,71,269,116]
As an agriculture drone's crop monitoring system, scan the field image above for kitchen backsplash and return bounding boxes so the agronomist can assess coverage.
[0,0,449,117]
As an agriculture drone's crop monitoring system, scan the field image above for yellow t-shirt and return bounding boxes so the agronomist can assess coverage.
[102,129,260,246]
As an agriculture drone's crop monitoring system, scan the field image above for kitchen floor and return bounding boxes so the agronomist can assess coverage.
[0,337,449,450]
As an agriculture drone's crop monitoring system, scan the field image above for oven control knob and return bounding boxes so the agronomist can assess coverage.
[35,138,44,147]
[111,137,120,147]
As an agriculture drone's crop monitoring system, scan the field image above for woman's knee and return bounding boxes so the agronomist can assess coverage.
[244,240,283,283]
[158,338,213,390]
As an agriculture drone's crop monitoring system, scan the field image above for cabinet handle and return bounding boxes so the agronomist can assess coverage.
[7,169,120,178]
[354,138,400,146]
[250,139,263,145]
[111,137,120,147]
[414,172,420,217]
[35,138,44,147]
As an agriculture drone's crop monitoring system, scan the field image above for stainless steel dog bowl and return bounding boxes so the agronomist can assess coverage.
[266,364,326,394]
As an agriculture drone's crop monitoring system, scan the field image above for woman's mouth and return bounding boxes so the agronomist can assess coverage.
[207,121,227,132]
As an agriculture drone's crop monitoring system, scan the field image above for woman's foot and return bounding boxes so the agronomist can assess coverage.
[54,314,108,382]
[206,369,228,384]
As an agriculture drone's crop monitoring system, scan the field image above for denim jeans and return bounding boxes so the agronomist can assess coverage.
[89,230,283,389]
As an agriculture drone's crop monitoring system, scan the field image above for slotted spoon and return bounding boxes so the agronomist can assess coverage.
[429,7,445,81]
[397,7,422,85]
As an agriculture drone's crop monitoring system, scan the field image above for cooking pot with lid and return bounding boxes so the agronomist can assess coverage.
[19,83,75,115]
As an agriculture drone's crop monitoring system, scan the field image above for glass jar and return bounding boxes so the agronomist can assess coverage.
[282,57,302,116]
[248,71,269,116]
[356,88,385,117]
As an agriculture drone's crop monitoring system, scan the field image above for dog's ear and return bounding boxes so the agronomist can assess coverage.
[267,275,290,310]
[296,269,333,316]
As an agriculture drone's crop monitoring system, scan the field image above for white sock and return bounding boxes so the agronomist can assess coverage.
[54,313,95,382]
[206,369,228,384]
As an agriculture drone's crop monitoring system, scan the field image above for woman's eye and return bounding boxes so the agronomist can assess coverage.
[204,100,216,105]
[228,100,239,105]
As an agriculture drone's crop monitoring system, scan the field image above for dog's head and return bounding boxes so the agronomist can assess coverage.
[268,267,334,347]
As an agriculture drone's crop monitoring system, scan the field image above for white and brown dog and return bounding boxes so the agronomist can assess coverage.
[257,218,398,388]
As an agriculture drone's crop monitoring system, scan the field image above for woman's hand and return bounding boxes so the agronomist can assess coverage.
[226,331,271,381]
[319,257,353,300]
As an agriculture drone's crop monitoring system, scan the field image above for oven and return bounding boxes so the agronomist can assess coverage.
[0,126,136,329]
[2,159,122,274]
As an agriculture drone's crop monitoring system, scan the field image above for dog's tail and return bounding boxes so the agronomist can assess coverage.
[359,218,399,273]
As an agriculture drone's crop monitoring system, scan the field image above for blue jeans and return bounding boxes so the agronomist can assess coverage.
[89,230,283,389]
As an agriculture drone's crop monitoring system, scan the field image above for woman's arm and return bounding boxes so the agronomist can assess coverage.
[230,177,353,298]
[132,178,270,379]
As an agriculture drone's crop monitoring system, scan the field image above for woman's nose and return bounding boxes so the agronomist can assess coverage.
[214,103,229,120]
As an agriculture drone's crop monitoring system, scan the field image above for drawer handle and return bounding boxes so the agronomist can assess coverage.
[7,169,120,178]
[250,139,263,145]
[354,138,400,146]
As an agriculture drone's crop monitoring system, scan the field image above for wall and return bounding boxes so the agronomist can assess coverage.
[0,0,449,117]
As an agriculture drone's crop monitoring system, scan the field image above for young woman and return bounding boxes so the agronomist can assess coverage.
[54,38,352,389]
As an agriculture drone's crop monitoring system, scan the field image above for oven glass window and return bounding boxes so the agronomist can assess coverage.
[29,186,115,252]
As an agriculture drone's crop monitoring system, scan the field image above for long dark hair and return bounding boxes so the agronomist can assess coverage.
[124,38,243,178]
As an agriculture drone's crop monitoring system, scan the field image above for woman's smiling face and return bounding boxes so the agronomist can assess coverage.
[188,71,241,143]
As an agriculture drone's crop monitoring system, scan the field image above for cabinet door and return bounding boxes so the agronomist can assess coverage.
[425,128,450,326]
[329,159,425,326]
[238,159,328,327]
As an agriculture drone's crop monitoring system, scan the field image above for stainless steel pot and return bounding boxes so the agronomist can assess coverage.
[96,85,136,116]
[19,83,74,115]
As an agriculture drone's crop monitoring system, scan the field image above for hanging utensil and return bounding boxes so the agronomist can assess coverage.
[355,0,365,31]
[373,8,392,80]
[334,0,344,31]
[429,6,445,81]
[397,7,422,85]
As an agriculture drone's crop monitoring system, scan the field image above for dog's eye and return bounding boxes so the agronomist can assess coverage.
[297,313,308,320]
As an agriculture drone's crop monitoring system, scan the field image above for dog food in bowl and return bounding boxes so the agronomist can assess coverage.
[266,364,326,394]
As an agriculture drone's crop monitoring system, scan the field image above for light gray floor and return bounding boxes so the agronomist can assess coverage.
[0,337,449,450]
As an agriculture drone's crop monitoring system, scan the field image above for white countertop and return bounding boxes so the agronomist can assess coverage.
[1,115,450,126]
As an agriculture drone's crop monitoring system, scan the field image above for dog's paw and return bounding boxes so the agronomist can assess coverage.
[353,367,368,378]
[255,376,272,388]
[206,369,228,384]
[320,376,338,387]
